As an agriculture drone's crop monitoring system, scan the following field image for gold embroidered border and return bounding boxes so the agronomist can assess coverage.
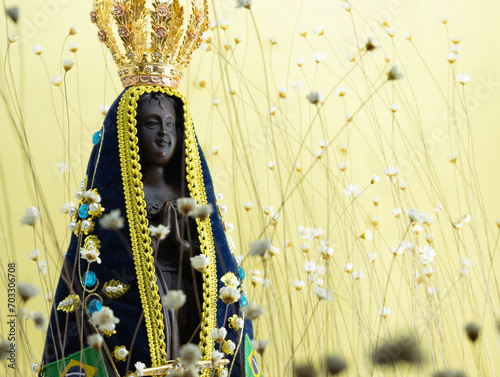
[117,86,217,372]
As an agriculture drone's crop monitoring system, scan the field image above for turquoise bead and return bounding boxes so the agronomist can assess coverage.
[82,271,96,288]
[78,204,89,219]
[238,266,245,280]
[87,299,102,316]
[239,294,247,307]
[92,130,102,145]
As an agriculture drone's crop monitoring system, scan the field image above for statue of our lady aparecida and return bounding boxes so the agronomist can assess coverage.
[40,1,259,376]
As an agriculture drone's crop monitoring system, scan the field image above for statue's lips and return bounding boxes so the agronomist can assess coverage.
[154,138,170,147]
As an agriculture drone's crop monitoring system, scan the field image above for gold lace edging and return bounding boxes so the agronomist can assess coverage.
[117,86,217,373]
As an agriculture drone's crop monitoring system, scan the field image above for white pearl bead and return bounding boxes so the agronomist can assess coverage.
[68,222,77,231]
[89,203,99,212]
[81,220,91,230]
[75,190,83,199]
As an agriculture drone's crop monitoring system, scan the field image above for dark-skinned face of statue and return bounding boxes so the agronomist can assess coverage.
[136,99,178,166]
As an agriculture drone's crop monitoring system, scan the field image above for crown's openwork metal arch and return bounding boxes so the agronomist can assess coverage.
[91,0,210,88]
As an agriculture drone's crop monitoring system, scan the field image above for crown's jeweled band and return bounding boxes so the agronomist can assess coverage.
[121,75,181,88]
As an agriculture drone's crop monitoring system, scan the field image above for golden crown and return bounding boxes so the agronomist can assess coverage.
[91,0,209,88]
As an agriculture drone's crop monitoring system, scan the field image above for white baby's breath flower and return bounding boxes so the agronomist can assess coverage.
[178,197,197,216]
[379,307,391,318]
[63,58,75,72]
[242,302,265,320]
[276,86,287,99]
[69,25,80,35]
[313,25,324,36]
[135,362,146,377]
[268,35,277,45]
[419,245,437,265]
[8,32,18,43]
[387,65,404,81]
[446,52,458,63]
[440,15,449,24]
[236,0,253,9]
[20,207,40,226]
[209,145,220,156]
[251,339,270,356]
[27,249,40,262]
[361,229,373,241]
[386,28,398,37]
[212,350,224,363]
[383,166,398,177]
[312,52,327,63]
[343,1,352,11]
[217,19,230,30]
[80,247,101,264]
[99,209,124,230]
[99,105,110,115]
[295,57,304,67]
[212,98,221,106]
[390,104,400,113]
[368,253,377,263]
[87,333,104,350]
[190,254,210,272]
[32,45,43,55]
[455,73,470,85]
[249,238,271,257]
[37,260,48,275]
[427,287,437,296]
[336,86,347,97]
[67,42,79,53]
[45,292,53,303]
[163,290,186,310]
[372,196,380,206]
[57,162,69,173]
[267,106,277,115]
[149,224,170,240]
[210,327,227,343]
[293,280,305,291]
[344,262,353,274]
[461,258,472,268]
[89,306,120,331]
[60,202,76,215]
[234,34,243,44]
[267,161,276,170]
[451,35,461,44]
[219,286,240,305]
[291,80,303,92]
[314,286,332,301]
[18,282,40,301]
[343,184,361,199]
[403,32,411,41]
[195,77,207,88]
[179,343,201,367]
[243,201,254,211]
[371,175,380,184]
[31,311,48,329]
[303,261,316,274]
[84,190,101,204]
[351,270,365,280]
[50,75,62,87]
[190,204,213,220]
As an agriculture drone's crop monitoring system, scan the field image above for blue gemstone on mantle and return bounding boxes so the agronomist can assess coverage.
[238,266,245,281]
[92,130,102,145]
[82,271,96,288]
[239,294,247,307]
[87,299,102,316]
[78,204,89,219]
